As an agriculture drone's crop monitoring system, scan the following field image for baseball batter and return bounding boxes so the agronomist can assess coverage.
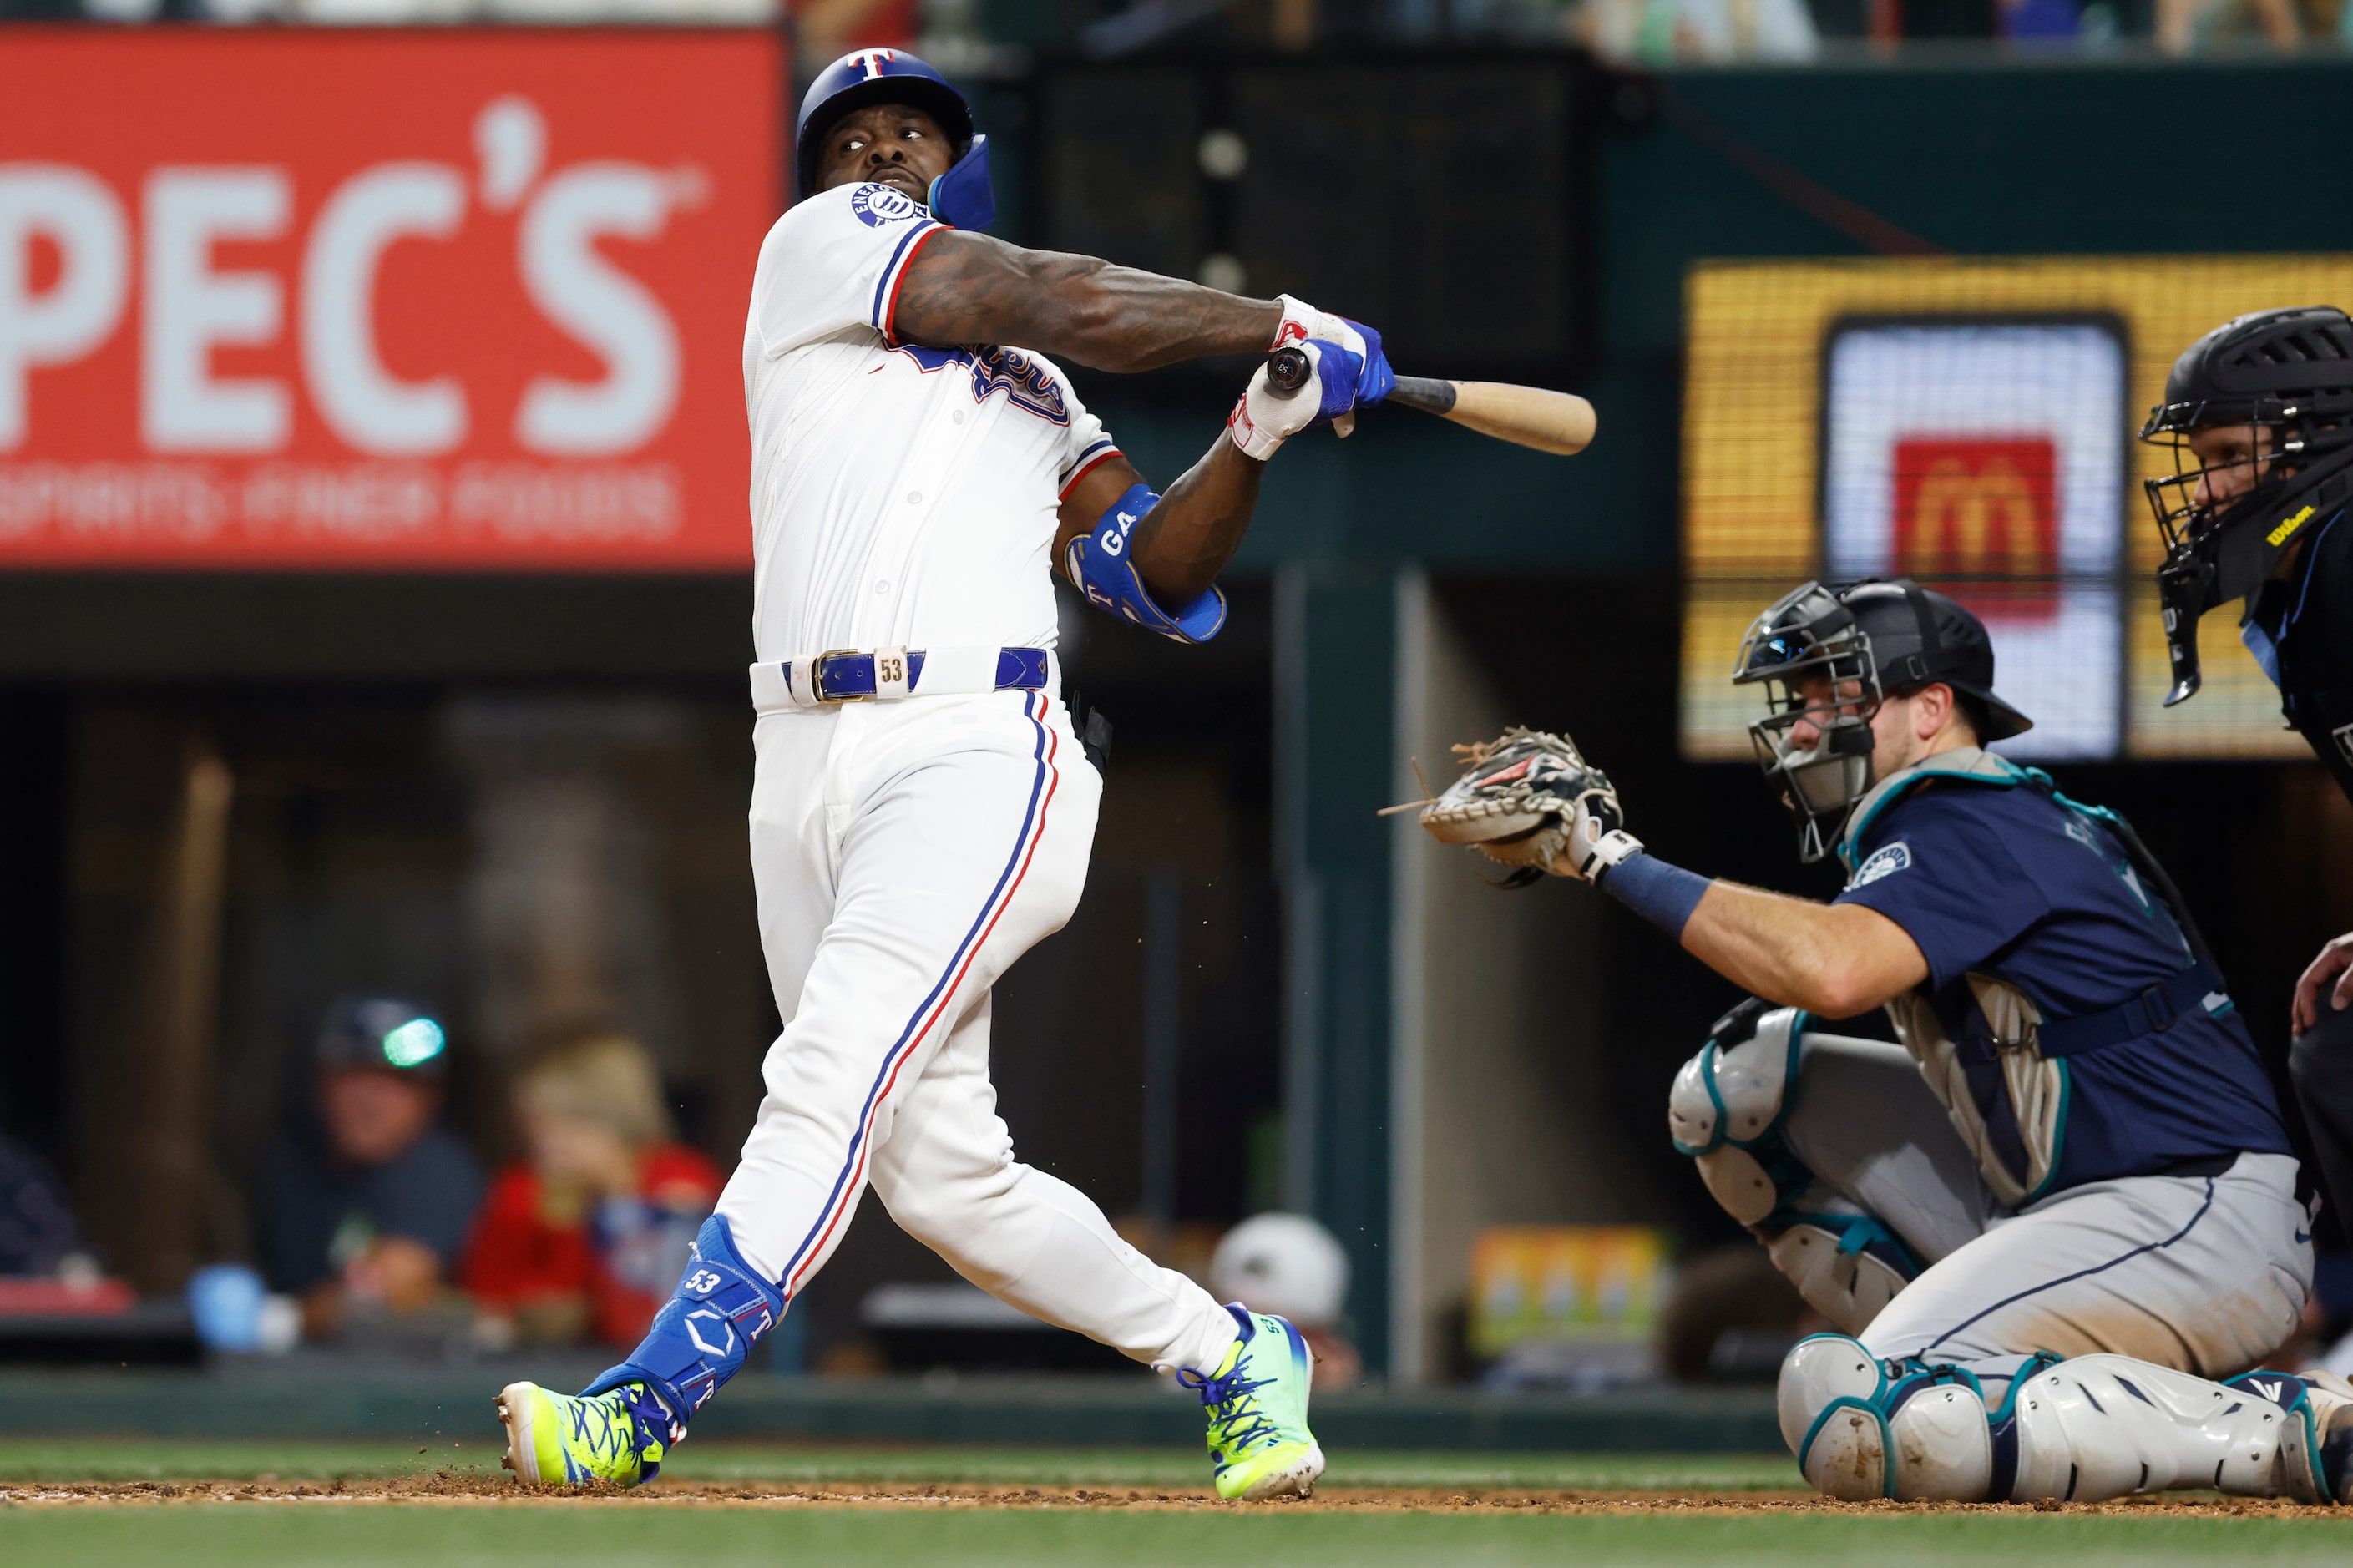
[493,49,1390,1500]
[1426,579,2353,1504]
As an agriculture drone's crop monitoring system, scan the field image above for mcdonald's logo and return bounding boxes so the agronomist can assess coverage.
[1889,436,2060,619]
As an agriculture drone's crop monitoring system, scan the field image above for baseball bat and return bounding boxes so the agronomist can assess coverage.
[1267,346,1596,456]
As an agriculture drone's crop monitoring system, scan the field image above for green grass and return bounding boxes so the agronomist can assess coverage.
[3,1507,2353,1567]
[0,1439,1803,1492]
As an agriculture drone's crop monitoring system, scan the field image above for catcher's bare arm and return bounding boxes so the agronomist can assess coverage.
[1679,883,1927,1019]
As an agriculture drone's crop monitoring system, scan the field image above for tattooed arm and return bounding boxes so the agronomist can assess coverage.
[893,230,1281,372]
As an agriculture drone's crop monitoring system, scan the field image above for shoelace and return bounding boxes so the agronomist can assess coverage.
[1175,1365,1280,1454]
[567,1396,636,1464]
[568,1388,666,1474]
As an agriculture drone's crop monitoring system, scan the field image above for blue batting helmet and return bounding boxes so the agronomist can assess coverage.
[796,48,975,200]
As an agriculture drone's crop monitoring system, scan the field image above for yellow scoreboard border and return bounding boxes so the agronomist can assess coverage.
[1680,256,2353,761]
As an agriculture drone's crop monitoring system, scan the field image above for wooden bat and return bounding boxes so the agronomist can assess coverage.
[1267,346,1595,456]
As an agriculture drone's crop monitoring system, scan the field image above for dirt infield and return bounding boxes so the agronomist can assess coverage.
[3,1474,2347,1519]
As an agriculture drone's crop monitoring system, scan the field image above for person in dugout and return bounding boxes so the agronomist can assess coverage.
[463,1032,721,1351]
[2139,306,2353,1266]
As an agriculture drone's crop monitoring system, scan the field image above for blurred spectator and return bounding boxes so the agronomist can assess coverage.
[1571,0,1819,62]
[0,1134,83,1278]
[1210,1211,1360,1390]
[254,995,484,1341]
[2157,0,2304,46]
[1997,0,2082,38]
[463,1031,720,1350]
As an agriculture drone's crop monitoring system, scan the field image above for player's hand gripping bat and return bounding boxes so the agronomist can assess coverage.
[1267,345,1596,456]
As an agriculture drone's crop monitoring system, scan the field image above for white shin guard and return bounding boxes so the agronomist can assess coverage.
[2010,1357,2300,1503]
[1779,1338,2320,1505]
[1779,1334,1990,1502]
[1765,1222,1911,1337]
[1672,1011,1919,1337]
[1667,1005,1804,1157]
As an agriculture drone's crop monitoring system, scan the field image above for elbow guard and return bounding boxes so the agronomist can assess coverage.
[1063,483,1228,644]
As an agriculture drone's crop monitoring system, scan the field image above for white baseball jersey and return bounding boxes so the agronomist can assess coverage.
[741,181,1121,663]
[708,180,1245,1386]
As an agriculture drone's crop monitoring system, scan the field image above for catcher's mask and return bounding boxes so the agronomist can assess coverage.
[1734,579,2032,863]
[2139,306,2353,706]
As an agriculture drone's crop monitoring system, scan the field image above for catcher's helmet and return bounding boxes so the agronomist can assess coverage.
[1734,579,2031,862]
[2139,306,2353,706]
[795,49,994,229]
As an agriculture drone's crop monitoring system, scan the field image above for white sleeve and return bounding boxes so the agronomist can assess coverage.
[1052,368,1123,498]
[749,183,946,358]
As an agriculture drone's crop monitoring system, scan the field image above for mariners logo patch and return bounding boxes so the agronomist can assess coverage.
[1845,842,1911,890]
[850,184,923,227]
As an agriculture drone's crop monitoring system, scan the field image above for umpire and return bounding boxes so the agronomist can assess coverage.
[2141,304,2353,1243]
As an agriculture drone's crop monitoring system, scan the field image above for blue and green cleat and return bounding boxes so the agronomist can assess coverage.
[1177,1304,1327,1500]
[495,1380,671,1489]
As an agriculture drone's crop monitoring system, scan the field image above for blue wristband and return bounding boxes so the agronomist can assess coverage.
[1598,852,1711,941]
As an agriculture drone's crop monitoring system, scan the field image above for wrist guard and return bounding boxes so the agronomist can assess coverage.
[1576,827,1647,883]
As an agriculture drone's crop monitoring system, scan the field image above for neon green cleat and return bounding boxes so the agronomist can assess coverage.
[495,1380,668,1489]
[1177,1305,1327,1500]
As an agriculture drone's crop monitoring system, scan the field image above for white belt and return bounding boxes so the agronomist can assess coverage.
[749,645,1054,714]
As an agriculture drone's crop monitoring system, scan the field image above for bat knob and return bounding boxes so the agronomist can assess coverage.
[1266,346,1311,395]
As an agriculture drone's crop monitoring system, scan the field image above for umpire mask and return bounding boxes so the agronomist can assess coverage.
[2139,306,2353,706]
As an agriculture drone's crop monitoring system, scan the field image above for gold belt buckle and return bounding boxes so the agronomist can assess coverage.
[812,648,872,703]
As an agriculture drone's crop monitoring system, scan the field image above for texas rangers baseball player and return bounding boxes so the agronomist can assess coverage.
[1424,579,2353,1504]
[491,49,1389,1500]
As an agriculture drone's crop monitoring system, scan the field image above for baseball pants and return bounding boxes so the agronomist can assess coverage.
[2290,1003,2353,1249]
[715,688,1239,1374]
[1784,1033,2312,1374]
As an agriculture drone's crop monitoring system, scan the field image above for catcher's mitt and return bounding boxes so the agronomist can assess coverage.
[1418,727,1622,888]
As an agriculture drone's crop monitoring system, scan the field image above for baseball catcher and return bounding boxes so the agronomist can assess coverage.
[1428,578,2353,1505]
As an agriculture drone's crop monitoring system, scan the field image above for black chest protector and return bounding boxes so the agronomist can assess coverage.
[2261,513,2353,803]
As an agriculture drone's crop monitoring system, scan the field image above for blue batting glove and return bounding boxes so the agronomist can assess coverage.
[1304,338,1361,427]
[1347,320,1394,408]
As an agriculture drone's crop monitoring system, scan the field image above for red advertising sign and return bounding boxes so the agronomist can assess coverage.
[0,29,779,569]
[1890,436,2059,579]
[1890,434,2062,620]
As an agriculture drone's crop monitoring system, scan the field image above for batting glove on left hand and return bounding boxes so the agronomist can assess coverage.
[1273,295,1395,427]
[1228,338,1363,461]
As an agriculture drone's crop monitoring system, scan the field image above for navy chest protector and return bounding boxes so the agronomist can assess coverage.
[1838,751,2320,1206]
[1838,751,2225,1055]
